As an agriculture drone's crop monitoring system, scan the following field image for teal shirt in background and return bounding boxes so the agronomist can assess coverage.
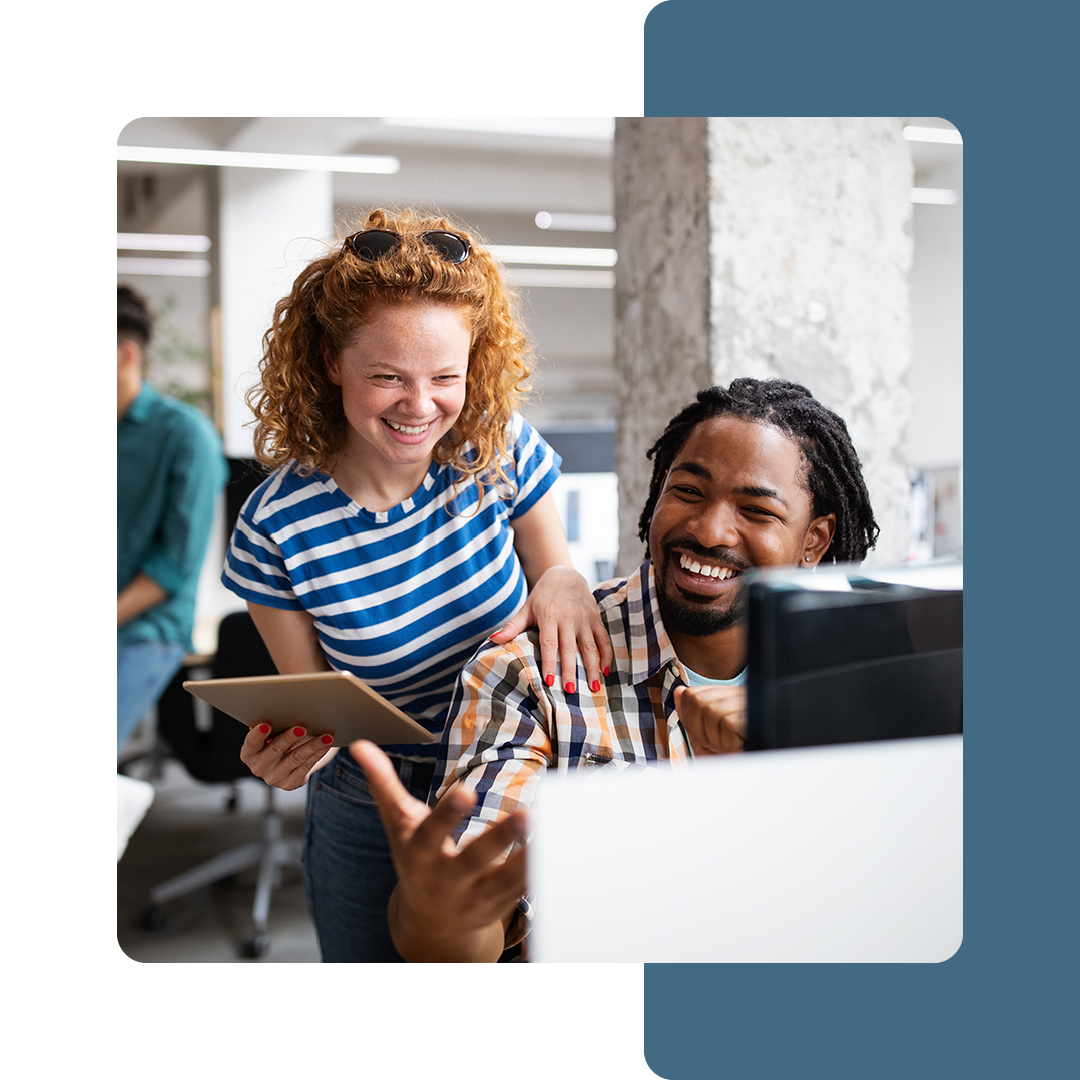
[117,383,228,651]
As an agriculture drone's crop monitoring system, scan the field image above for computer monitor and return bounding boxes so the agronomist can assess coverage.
[745,561,962,751]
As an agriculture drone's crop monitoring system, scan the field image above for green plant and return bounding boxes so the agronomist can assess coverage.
[146,295,214,418]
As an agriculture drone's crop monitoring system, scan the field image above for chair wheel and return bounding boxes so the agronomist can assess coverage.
[141,905,167,932]
[241,932,269,958]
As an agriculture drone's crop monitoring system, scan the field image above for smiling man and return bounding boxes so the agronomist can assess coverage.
[352,378,880,961]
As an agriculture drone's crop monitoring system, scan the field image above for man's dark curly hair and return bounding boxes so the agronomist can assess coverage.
[117,285,153,349]
[637,378,879,564]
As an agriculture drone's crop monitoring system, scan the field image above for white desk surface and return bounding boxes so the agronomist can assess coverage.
[528,735,962,963]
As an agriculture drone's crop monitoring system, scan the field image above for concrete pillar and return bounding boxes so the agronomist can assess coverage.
[614,117,914,571]
[613,118,712,572]
[217,168,334,458]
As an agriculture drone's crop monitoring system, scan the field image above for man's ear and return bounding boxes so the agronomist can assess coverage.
[322,341,342,385]
[117,339,140,373]
[802,513,836,567]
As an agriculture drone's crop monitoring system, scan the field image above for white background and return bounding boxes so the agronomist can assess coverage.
[8,3,661,1078]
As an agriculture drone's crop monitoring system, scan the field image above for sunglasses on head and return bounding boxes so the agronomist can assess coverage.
[342,228,471,265]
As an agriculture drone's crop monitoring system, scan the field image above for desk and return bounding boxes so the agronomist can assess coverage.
[528,735,962,963]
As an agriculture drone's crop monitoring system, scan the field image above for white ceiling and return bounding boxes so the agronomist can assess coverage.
[117,116,961,440]
[118,116,620,428]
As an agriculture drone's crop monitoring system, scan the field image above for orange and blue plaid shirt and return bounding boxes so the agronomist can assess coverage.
[433,559,695,845]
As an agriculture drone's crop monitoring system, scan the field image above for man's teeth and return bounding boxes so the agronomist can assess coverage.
[679,554,738,580]
[385,419,430,435]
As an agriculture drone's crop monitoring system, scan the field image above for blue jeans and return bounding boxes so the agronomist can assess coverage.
[303,749,436,963]
[117,640,187,757]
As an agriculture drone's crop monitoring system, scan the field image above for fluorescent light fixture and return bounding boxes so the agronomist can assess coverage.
[383,117,614,140]
[909,188,959,205]
[903,125,963,145]
[117,146,400,173]
[504,268,615,289]
[535,211,616,233]
[117,233,211,252]
[117,257,211,277]
[487,245,617,267]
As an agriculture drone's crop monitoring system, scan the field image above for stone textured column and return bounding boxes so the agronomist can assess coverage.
[613,117,712,573]
[614,117,914,570]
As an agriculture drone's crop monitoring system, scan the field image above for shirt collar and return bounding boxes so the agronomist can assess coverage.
[122,382,158,424]
[625,559,681,686]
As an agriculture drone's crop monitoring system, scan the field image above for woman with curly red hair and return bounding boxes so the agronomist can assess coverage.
[221,208,610,961]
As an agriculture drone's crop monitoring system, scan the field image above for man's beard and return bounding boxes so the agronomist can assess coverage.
[654,542,748,637]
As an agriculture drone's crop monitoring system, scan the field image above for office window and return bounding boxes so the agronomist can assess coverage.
[565,489,580,543]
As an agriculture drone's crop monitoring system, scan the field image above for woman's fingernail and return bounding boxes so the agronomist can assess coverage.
[321,734,334,744]
[293,727,305,737]
[603,666,610,677]
[545,674,555,687]
[258,724,271,735]
[565,681,575,694]
[591,680,600,692]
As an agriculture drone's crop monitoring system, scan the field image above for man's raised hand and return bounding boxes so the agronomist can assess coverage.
[350,740,528,961]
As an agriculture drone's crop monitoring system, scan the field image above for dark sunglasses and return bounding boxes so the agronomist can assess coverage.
[342,228,471,265]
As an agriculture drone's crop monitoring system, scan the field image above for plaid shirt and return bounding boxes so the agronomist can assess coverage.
[433,557,694,845]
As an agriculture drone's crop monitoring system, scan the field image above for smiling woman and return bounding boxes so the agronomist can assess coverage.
[323,302,472,510]
[218,207,613,962]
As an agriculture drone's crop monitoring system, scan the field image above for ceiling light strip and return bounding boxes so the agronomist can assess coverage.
[117,233,211,252]
[909,188,959,205]
[504,268,615,289]
[488,245,617,267]
[117,257,212,278]
[117,146,400,174]
[535,212,616,233]
[903,126,963,145]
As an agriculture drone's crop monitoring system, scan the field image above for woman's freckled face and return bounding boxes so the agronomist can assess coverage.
[326,301,471,470]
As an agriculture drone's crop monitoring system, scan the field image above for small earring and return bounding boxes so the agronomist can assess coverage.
[805,556,812,562]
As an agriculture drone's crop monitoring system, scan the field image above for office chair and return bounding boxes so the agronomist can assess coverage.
[144,611,303,958]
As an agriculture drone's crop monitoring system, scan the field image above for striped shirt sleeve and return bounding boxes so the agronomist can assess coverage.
[221,491,306,611]
[508,416,561,519]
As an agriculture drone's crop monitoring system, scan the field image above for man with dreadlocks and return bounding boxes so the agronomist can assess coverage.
[351,378,880,961]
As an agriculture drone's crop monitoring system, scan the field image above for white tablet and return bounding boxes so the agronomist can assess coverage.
[183,671,435,747]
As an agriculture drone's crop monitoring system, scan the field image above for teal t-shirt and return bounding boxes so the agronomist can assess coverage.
[117,384,227,649]
[681,664,747,687]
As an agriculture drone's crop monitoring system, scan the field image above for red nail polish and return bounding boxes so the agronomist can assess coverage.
[591,680,600,692]
[258,724,271,735]
[603,666,610,677]
[565,681,575,694]
[293,727,305,737]
[321,734,334,744]
[545,674,554,687]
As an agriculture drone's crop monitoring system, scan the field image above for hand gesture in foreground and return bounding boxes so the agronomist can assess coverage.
[350,740,528,962]
[674,684,748,756]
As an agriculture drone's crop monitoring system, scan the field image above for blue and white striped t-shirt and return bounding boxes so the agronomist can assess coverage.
[221,416,560,758]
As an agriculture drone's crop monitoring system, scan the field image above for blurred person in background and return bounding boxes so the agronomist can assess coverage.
[117,285,227,758]
[222,208,612,962]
